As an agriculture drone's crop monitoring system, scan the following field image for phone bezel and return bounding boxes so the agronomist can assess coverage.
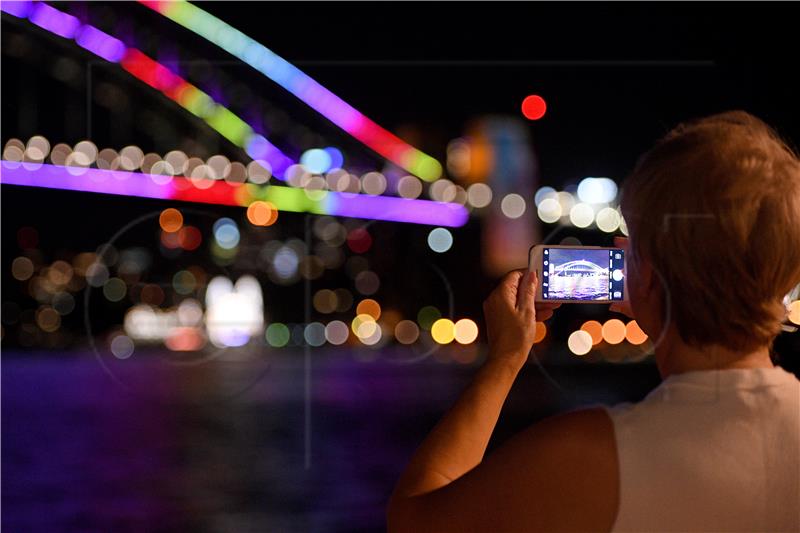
[528,244,628,304]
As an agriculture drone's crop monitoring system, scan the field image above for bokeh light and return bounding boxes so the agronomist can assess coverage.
[537,197,562,223]
[334,289,353,312]
[397,175,423,199]
[567,329,592,356]
[352,313,378,339]
[173,270,197,295]
[347,228,372,254]
[577,177,618,204]
[580,320,604,345]
[534,186,557,206]
[247,201,278,226]
[178,226,202,251]
[361,172,387,195]
[301,148,333,174]
[304,322,326,347]
[164,150,188,175]
[466,183,492,208]
[789,300,800,326]
[313,289,338,314]
[569,202,594,228]
[73,140,98,166]
[427,227,453,253]
[356,299,381,320]
[139,284,165,306]
[247,160,272,184]
[595,207,621,233]
[619,214,629,236]
[110,334,134,359]
[36,306,61,332]
[206,155,231,180]
[102,278,127,302]
[159,208,183,233]
[625,320,648,345]
[533,321,547,343]
[119,145,144,170]
[454,319,478,344]
[86,263,110,287]
[431,318,455,344]
[213,218,240,249]
[359,322,383,346]
[165,327,206,351]
[25,135,50,160]
[354,271,380,295]
[324,147,344,169]
[602,319,627,345]
[266,323,290,347]
[500,193,526,219]
[395,320,420,344]
[52,292,75,315]
[557,191,575,214]
[417,306,441,330]
[325,320,350,345]
[521,94,547,120]
[11,257,35,281]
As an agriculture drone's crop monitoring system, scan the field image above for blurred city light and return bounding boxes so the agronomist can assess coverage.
[521,94,547,120]
[567,329,592,356]
[427,227,453,253]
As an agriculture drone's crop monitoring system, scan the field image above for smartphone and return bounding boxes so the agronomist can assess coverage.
[528,245,627,303]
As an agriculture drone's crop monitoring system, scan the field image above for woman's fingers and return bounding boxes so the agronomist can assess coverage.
[515,269,537,311]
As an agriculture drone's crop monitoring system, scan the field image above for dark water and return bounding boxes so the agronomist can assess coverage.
[2,347,661,532]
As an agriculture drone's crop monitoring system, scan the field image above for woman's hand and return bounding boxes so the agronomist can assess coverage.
[483,269,560,367]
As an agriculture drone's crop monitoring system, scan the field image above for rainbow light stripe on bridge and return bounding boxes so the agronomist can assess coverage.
[139,0,443,182]
[1,1,294,178]
[0,162,468,227]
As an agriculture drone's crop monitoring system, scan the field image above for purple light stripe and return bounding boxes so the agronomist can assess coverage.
[0,161,173,200]
[75,24,126,62]
[244,133,293,178]
[1,161,469,227]
[28,2,80,39]
[0,0,32,18]
[327,193,468,228]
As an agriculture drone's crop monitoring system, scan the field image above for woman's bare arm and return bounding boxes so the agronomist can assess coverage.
[387,270,618,532]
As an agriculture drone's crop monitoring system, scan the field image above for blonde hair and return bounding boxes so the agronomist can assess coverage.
[621,111,800,351]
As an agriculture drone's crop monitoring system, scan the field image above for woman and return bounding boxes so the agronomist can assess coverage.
[388,112,800,532]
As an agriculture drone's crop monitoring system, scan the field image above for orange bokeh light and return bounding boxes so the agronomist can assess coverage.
[159,208,183,233]
[533,321,547,343]
[356,298,381,320]
[246,201,278,226]
[581,320,604,345]
[602,319,627,345]
[625,320,648,345]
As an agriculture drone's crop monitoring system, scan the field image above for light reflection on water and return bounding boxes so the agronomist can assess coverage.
[2,348,658,532]
[548,274,609,300]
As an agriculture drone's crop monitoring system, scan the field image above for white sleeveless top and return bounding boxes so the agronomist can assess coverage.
[605,366,800,532]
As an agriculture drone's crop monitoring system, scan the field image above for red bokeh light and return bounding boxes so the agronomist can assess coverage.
[347,228,372,254]
[178,226,202,251]
[521,95,547,120]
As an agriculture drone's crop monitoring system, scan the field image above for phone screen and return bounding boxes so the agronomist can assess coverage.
[541,248,625,301]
